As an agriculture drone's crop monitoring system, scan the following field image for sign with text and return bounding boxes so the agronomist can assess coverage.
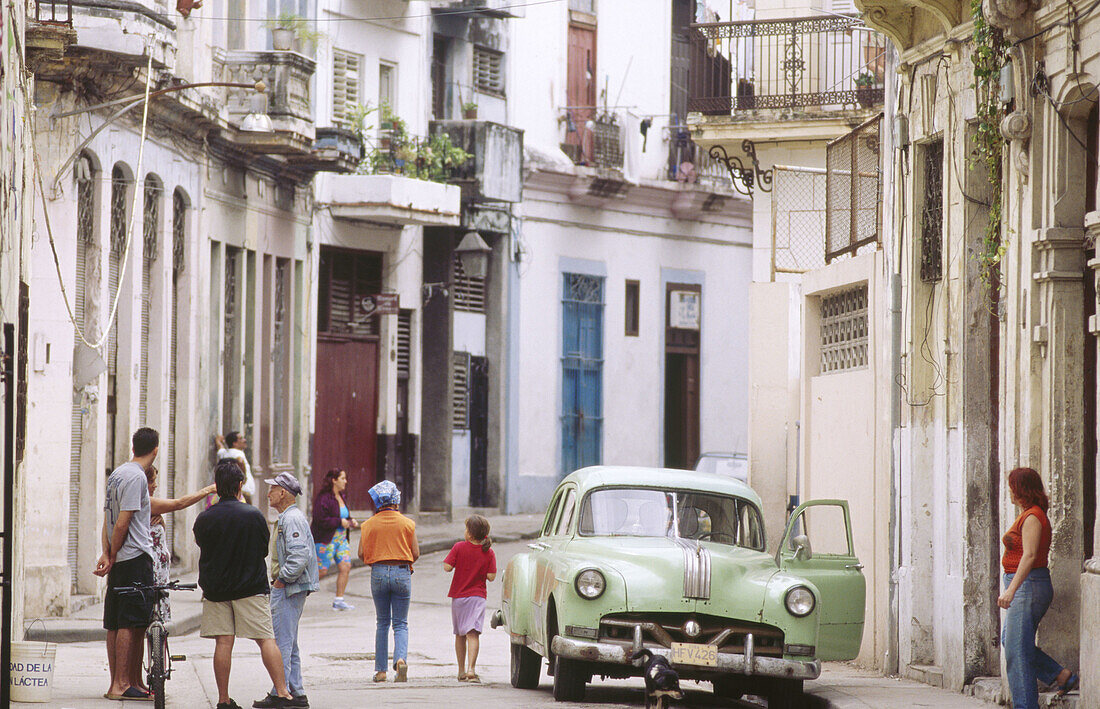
[669,290,701,330]
[360,293,400,317]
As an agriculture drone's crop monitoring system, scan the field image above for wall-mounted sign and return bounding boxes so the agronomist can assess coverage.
[669,290,700,330]
[360,293,400,317]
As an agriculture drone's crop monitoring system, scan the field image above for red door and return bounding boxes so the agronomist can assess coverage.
[313,338,379,510]
[565,24,596,155]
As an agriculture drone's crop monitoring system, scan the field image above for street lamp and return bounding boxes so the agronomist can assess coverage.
[455,231,492,279]
[51,80,273,190]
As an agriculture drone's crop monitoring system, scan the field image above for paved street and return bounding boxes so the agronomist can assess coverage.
[39,539,998,708]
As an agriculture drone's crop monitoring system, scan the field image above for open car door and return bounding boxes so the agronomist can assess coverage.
[778,499,866,661]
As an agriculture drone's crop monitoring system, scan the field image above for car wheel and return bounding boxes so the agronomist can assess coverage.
[766,678,804,708]
[552,656,587,702]
[510,642,541,689]
[711,676,744,700]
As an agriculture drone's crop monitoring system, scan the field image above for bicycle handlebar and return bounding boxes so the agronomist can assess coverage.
[115,581,198,596]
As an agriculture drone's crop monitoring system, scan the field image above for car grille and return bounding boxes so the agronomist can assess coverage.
[598,612,784,657]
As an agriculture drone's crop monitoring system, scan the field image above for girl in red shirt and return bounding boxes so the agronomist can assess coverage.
[443,515,497,683]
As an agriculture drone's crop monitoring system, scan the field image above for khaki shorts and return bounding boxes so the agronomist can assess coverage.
[200,594,274,639]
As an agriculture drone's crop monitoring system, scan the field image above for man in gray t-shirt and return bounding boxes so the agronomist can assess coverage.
[95,427,159,700]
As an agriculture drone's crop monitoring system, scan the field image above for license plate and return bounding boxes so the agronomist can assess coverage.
[669,642,718,667]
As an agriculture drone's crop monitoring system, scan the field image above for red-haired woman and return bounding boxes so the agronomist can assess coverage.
[998,467,1078,707]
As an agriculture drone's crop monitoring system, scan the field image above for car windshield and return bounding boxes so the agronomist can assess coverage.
[577,487,766,550]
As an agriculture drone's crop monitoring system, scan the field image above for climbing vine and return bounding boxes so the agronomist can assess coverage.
[970,0,1009,297]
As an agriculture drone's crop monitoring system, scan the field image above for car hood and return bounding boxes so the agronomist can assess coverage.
[564,537,776,619]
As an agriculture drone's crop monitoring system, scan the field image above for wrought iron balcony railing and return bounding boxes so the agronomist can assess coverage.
[689,15,887,115]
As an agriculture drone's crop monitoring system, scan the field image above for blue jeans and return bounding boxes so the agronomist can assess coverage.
[269,587,308,697]
[371,564,411,673]
[1002,569,1064,709]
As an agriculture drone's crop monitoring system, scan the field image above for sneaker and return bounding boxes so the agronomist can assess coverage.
[217,702,244,709]
[332,599,355,611]
[290,695,309,708]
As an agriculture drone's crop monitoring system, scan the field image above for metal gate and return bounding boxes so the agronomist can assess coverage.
[561,273,604,476]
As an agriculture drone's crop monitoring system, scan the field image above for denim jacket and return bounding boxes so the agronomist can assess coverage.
[275,505,320,597]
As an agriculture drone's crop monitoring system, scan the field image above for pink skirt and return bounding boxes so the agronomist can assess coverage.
[451,596,486,635]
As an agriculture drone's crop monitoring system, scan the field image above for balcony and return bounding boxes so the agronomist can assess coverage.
[318,174,462,228]
[429,120,523,204]
[26,1,76,69]
[218,49,316,154]
[689,15,886,137]
[429,0,525,18]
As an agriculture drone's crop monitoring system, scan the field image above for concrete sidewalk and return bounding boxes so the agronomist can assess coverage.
[807,664,999,707]
[25,512,543,643]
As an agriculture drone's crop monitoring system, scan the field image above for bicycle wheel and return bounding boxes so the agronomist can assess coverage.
[147,623,166,709]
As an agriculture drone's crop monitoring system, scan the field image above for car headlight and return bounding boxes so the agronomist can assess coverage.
[785,586,815,617]
[574,569,606,599]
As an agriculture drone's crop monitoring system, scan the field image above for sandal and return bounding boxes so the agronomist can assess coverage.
[373,671,387,683]
[395,659,408,683]
[457,673,468,682]
[1056,673,1079,696]
[465,673,481,683]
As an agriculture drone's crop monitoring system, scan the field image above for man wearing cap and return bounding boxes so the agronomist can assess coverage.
[254,472,319,709]
[193,459,296,709]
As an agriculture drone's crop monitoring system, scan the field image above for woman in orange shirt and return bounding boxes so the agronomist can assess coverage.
[998,467,1077,707]
[358,480,419,683]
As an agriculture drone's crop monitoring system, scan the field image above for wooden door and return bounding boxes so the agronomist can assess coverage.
[314,338,379,509]
[565,24,596,153]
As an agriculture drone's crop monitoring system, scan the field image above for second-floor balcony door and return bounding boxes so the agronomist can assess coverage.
[565,24,596,155]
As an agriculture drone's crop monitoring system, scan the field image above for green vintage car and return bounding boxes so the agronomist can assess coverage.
[491,466,865,706]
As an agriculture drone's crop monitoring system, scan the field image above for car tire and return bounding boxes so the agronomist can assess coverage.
[766,678,804,708]
[510,642,541,689]
[711,676,744,700]
[552,656,587,702]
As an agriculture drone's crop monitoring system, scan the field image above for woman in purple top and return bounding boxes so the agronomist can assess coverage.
[312,469,359,611]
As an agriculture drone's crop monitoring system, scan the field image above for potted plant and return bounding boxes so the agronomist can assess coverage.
[855,71,878,108]
[462,101,478,119]
[264,12,324,51]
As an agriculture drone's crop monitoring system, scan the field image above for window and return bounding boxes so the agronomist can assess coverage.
[432,35,449,119]
[379,61,396,112]
[317,248,383,336]
[453,351,470,429]
[453,253,486,313]
[819,285,869,373]
[397,309,412,380]
[473,46,504,96]
[556,488,577,535]
[542,490,565,536]
[332,49,362,127]
[272,258,291,462]
[140,176,162,425]
[561,273,604,474]
[919,140,944,283]
[624,280,639,336]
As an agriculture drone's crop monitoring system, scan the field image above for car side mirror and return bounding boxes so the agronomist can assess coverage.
[792,534,812,561]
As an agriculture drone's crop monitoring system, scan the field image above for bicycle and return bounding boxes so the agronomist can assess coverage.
[116,579,197,709]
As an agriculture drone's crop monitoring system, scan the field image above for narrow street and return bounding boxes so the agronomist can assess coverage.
[48,539,770,707]
[42,536,1002,708]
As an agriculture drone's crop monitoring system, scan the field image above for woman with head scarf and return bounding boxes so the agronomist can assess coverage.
[357,480,419,683]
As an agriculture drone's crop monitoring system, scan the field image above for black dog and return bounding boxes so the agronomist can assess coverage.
[631,649,684,708]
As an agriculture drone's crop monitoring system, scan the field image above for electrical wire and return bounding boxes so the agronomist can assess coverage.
[17,35,156,351]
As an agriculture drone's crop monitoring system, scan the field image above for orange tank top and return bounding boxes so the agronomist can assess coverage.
[358,509,417,565]
[1001,506,1051,573]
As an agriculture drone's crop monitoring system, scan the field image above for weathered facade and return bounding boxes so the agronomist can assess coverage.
[857,0,1098,698]
[689,0,896,670]
[21,0,349,617]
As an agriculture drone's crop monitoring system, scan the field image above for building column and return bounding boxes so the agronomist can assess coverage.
[1032,228,1086,667]
[1080,226,1100,708]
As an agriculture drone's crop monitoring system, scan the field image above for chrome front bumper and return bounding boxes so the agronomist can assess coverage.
[549,635,821,681]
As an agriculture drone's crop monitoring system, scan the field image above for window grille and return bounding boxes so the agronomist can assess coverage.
[452,254,486,313]
[397,309,412,380]
[69,154,95,590]
[473,46,504,96]
[168,189,186,554]
[453,351,470,430]
[825,115,882,263]
[920,140,944,283]
[820,285,869,373]
[107,167,129,469]
[272,259,290,463]
[592,114,624,169]
[223,247,240,430]
[140,178,161,425]
[318,248,383,337]
[332,49,362,127]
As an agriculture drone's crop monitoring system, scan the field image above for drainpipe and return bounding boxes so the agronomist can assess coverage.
[2,323,15,706]
[885,44,902,676]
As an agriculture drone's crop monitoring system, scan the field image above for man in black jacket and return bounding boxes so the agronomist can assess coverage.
[194,459,297,709]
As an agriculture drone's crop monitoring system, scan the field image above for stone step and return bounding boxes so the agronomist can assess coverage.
[907,664,945,688]
[967,676,1079,708]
